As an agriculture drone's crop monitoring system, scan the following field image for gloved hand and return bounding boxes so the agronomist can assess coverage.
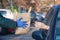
[16,18,28,29]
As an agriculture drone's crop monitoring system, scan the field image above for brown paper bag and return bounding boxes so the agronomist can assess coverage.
[15,27,30,34]
[15,12,30,34]
[15,7,32,35]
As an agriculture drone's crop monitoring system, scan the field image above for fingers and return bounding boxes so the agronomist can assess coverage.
[23,21,27,23]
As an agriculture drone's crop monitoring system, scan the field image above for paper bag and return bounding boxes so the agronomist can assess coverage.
[15,7,32,34]
[15,12,30,34]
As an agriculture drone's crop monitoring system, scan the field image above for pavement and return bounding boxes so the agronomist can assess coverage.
[0,27,38,40]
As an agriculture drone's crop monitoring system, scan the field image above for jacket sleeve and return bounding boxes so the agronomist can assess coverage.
[0,14,17,29]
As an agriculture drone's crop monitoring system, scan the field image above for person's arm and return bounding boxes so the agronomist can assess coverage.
[0,14,17,29]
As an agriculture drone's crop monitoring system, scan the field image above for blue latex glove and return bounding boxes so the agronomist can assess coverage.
[16,18,28,29]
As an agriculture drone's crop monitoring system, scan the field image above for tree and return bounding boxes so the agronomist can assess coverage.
[0,0,4,8]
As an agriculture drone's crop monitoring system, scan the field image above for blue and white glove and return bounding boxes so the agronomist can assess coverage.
[16,18,28,29]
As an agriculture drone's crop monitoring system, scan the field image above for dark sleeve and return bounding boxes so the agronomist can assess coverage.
[0,14,17,29]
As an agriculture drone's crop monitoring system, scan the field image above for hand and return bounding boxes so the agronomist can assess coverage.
[16,18,28,29]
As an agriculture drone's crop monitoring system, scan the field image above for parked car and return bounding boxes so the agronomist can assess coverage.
[0,9,14,35]
[32,4,60,40]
